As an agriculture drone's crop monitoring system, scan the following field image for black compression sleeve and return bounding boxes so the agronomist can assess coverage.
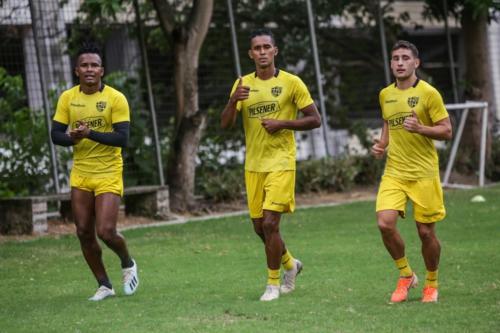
[51,120,75,146]
[87,121,130,148]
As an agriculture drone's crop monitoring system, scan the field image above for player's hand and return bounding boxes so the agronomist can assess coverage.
[371,138,386,159]
[69,121,90,140]
[403,110,421,133]
[229,77,250,103]
[260,118,282,134]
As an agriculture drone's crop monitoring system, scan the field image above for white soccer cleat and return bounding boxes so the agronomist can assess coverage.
[122,259,139,295]
[260,285,280,301]
[280,259,303,294]
[88,285,115,301]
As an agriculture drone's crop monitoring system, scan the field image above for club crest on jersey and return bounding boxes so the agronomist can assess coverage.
[271,86,282,97]
[407,96,419,108]
[96,101,107,112]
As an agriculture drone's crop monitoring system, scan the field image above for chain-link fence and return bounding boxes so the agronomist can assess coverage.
[1,0,498,196]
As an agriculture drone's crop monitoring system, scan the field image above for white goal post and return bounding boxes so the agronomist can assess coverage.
[442,101,489,188]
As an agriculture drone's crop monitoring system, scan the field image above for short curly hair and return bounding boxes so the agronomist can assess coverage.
[76,42,103,64]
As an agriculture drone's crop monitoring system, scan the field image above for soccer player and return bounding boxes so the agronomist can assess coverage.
[51,43,139,301]
[371,40,452,303]
[221,28,321,301]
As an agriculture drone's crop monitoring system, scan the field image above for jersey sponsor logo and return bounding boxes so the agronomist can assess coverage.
[70,102,86,107]
[387,112,412,130]
[407,96,419,108]
[73,116,106,130]
[385,99,397,104]
[96,101,107,112]
[248,101,280,118]
[271,86,282,97]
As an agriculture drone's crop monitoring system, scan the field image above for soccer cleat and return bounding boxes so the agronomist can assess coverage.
[260,285,280,301]
[280,259,303,294]
[88,285,115,301]
[122,259,139,295]
[390,273,418,303]
[422,286,438,303]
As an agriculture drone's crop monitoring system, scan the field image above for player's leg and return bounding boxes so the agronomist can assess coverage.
[411,176,445,302]
[94,176,138,296]
[71,186,114,300]
[376,176,417,302]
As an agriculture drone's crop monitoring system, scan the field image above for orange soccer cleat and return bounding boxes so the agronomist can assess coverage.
[390,273,418,303]
[421,286,439,303]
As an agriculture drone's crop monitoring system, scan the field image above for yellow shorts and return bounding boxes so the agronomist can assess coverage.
[245,170,295,219]
[376,175,446,223]
[70,172,123,197]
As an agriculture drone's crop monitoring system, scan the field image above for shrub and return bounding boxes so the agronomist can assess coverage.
[296,157,360,193]
[0,68,51,197]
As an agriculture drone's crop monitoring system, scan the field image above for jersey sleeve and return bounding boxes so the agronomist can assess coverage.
[427,88,449,123]
[53,91,70,125]
[292,76,314,110]
[379,89,387,120]
[229,78,242,112]
[111,93,130,124]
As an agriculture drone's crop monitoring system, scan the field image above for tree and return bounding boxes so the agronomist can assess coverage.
[151,0,213,211]
[423,0,500,171]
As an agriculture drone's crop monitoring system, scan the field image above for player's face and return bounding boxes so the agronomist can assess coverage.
[390,48,419,81]
[75,53,104,86]
[248,35,278,69]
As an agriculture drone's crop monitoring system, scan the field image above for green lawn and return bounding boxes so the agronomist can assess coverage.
[1,186,499,333]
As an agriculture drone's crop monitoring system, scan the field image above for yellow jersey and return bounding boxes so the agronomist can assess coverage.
[379,79,449,180]
[230,69,314,172]
[53,84,130,177]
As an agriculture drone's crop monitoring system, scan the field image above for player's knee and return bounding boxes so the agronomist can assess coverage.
[262,219,279,235]
[377,218,395,234]
[417,226,435,241]
[76,226,94,242]
[96,226,117,242]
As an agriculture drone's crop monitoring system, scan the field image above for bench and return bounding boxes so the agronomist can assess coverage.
[0,185,170,235]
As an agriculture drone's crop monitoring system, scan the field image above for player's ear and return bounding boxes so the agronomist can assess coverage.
[248,49,253,59]
[415,58,420,69]
[74,67,79,77]
[274,46,278,56]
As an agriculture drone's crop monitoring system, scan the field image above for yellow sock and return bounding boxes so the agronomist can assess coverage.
[394,256,413,277]
[281,249,295,271]
[425,270,438,288]
[267,268,280,286]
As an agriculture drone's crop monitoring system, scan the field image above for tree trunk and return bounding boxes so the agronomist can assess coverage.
[152,0,213,212]
[459,6,494,173]
[167,34,208,211]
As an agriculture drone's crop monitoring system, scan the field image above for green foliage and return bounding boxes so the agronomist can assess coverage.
[104,71,159,186]
[486,134,500,181]
[0,68,51,197]
[296,156,359,193]
[196,108,245,202]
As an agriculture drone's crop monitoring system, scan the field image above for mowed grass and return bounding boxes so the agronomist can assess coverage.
[1,186,499,333]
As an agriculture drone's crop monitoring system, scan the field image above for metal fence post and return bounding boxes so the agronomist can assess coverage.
[133,0,165,186]
[28,0,60,193]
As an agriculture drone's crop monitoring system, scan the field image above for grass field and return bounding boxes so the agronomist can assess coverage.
[1,186,499,333]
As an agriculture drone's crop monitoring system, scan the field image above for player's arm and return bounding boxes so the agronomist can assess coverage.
[221,77,249,129]
[371,120,389,159]
[261,103,321,134]
[69,121,130,148]
[403,111,452,141]
[51,120,77,146]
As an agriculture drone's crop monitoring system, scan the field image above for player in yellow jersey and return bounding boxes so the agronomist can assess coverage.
[221,29,321,301]
[371,41,452,303]
[51,43,139,301]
